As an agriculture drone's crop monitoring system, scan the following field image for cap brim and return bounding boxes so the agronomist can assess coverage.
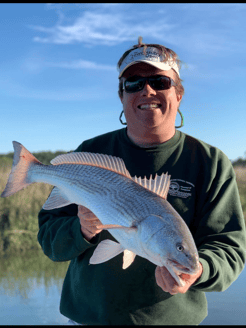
[118,60,178,78]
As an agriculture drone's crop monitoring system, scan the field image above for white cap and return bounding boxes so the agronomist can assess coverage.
[118,46,180,78]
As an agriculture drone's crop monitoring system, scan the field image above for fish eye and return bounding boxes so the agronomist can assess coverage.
[176,243,184,252]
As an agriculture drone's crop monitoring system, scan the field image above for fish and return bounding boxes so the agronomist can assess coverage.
[1,141,200,287]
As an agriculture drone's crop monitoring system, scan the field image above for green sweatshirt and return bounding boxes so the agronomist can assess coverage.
[38,128,246,325]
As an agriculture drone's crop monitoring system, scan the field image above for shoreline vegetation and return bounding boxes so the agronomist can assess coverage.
[0,151,245,257]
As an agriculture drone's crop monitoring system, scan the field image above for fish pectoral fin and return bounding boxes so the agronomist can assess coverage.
[96,224,137,232]
[89,240,124,265]
[42,187,72,210]
[123,250,136,269]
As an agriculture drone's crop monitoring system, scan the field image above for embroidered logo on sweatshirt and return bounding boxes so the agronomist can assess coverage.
[169,179,195,199]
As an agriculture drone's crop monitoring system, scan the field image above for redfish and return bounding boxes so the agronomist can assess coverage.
[1,141,199,286]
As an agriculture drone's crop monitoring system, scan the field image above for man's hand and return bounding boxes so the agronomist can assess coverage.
[78,205,103,241]
[155,262,203,295]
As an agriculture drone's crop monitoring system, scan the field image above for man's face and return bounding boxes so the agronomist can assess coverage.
[120,62,182,132]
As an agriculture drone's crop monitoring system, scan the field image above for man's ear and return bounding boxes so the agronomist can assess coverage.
[177,94,183,103]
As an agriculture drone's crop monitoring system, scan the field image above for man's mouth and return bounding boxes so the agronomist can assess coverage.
[137,103,162,110]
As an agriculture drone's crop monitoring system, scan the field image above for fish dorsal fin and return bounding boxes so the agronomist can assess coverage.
[133,172,171,199]
[50,152,132,179]
[51,152,170,199]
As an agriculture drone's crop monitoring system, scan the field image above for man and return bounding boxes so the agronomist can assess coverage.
[38,37,246,325]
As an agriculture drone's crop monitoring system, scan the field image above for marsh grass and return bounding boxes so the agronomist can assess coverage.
[0,160,53,256]
[0,159,246,256]
[234,166,246,220]
[234,166,246,183]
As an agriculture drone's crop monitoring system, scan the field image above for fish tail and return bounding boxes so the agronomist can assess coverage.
[1,141,42,198]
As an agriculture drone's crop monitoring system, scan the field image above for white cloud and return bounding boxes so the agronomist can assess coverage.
[29,9,177,46]
[46,59,115,71]
[25,2,246,83]
[28,3,246,58]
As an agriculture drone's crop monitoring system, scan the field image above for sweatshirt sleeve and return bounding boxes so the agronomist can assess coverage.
[37,204,101,262]
[37,142,101,262]
[191,153,246,292]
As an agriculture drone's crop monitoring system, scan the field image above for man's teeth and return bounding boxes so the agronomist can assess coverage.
[139,104,161,109]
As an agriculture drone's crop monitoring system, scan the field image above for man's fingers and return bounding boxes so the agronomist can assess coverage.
[78,206,101,222]
[81,217,103,228]
[78,206,101,224]
[155,266,179,295]
[78,207,96,217]
[78,205,104,240]
[81,216,100,223]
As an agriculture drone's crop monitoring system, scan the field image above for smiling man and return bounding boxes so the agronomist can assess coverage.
[120,62,182,147]
[38,37,246,325]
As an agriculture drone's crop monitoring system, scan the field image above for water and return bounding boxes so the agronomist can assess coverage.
[0,278,67,325]
[200,265,246,325]
[0,250,69,325]
[0,249,245,325]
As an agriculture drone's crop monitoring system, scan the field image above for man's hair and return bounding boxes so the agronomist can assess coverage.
[117,42,184,99]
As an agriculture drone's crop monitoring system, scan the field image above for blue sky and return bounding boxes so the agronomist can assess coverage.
[0,3,246,161]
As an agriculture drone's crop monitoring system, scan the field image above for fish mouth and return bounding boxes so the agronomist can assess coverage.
[167,259,196,274]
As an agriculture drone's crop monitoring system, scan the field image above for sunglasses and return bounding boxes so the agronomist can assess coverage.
[123,75,177,94]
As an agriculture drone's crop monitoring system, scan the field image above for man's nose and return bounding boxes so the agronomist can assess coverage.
[139,80,157,96]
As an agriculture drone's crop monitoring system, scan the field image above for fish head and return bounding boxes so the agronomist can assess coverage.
[165,240,200,275]
[138,214,200,275]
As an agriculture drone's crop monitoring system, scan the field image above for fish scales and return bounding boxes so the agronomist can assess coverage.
[42,163,171,233]
[1,141,200,287]
[31,162,148,228]
[33,162,193,256]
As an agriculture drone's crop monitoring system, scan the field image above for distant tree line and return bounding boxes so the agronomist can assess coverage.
[232,152,246,167]
[0,150,246,167]
[0,150,69,166]
[233,158,246,167]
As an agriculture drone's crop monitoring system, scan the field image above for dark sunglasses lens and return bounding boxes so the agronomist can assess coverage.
[149,76,171,90]
[125,78,144,93]
[124,76,172,93]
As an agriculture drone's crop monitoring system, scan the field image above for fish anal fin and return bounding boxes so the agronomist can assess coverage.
[133,172,171,199]
[123,250,136,269]
[42,187,72,210]
[89,240,124,265]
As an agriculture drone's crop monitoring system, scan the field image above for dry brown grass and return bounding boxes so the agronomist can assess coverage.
[234,166,246,183]
[233,166,246,222]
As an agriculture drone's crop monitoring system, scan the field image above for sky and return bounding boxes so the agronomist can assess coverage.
[0,3,246,161]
